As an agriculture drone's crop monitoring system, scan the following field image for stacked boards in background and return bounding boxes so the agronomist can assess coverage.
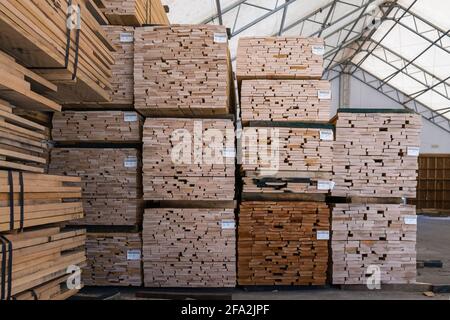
[236,37,331,286]
[331,109,422,285]
[50,111,144,287]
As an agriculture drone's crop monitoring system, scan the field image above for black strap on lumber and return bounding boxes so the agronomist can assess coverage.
[19,172,25,231]
[254,177,312,189]
[31,289,39,301]
[0,235,13,301]
[8,170,14,231]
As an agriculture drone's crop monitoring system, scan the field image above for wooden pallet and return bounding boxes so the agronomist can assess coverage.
[331,203,417,285]
[143,208,236,287]
[0,171,83,232]
[84,232,142,286]
[238,201,330,286]
[236,37,324,82]
[0,0,115,103]
[332,110,422,198]
[52,111,143,143]
[134,25,232,117]
[0,227,86,299]
[143,118,235,200]
[241,80,331,123]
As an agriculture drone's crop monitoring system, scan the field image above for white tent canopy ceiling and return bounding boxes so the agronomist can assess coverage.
[162,0,450,132]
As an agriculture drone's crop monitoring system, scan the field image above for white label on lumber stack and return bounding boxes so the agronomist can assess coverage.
[317,231,330,240]
[124,112,138,122]
[407,147,420,156]
[404,215,417,225]
[120,32,134,43]
[320,129,334,141]
[221,220,236,230]
[214,33,228,43]
[124,156,138,168]
[223,147,236,158]
[317,180,335,190]
[312,45,325,55]
[318,90,332,100]
[127,250,141,260]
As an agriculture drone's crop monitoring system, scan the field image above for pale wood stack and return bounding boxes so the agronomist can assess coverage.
[134,25,233,117]
[331,110,422,285]
[84,232,142,286]
[0,0,115,104]
[143,208,236,287]
[143,118,235,201]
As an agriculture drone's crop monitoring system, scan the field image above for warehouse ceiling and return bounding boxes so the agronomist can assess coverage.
[162,0,450,132]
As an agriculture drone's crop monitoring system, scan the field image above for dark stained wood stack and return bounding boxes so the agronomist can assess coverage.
[143,208,236,287]
[238,202,330,285]
[134,25,233,117]
[84,232,143,286]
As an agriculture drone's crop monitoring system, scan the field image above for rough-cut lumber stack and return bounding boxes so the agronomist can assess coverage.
[148,0,170,24]
[238,202,330,285]
[84,232,142,286]
[332,110,422,198]
[0,227,86,300]
[241,80,331,123]
[52,111,143,143]
[236,37,324,82]
[331,204,417,284]
[13,274,83,300]
[143,118,235,200]
[0,171,83,232]
[241,124,334,196]
[49,148,142,225]
[0,0,115,103]
[143,208,236,287]
[134,25,232,116]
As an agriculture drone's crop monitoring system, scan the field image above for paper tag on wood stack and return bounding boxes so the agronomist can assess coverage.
[404,215,417,225]
[223,147,236,158]
[124,112,138,122]
[317,231,330,240]
[221,220,236,230]
[407,147,420,156]
[127,250,141,261]
[214,33,228,43]
[312,45,325,55]
[120,32,134,43]
[320,129,334,141]
[317,180,335,190]
[124,156,138,168]
[318,90,331,100]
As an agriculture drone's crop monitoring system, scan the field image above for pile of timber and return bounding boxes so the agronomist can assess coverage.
[93,0,169,26]
[238,202,330,285]
[143,208,236,287]
[52,111,143,143]
[49,148,142,226]
[241,80,331,123]
[0,0,115,103]
[331,203,417,284]
[143,118,235,201]
[84,232,142,286]
[332,110,422,198]
[241,123,334,196]
[236,37,324,82]
[0,227,86,300]
[13,274,83,300]
[134,25,232,117]
[0,171,83,232]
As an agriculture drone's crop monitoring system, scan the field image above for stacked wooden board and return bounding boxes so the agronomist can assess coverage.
[143,118,235,201]
[84,232,142,286]
[0,0,115,103]
[238,202,330,285]
[143,208,236,287]
[134,25,233,116]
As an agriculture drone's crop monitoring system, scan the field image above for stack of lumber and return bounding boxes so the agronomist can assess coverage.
[331,204,417,284]
[0,171,83,232]
[0,0,115,103]
[241,124,334,196]
[332,110,422,198]
[241,80,331,123]
[13,274,83,300]
[238,202,330,285]
[148,0,170,24]
[84,232,142,286]
[143,208,236,287]
[236,37,324,82]
[0,227,86,300]
[134,25,232,116]
[52,111,143,143]
[143,118,235,200]
[49,148,142,226]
